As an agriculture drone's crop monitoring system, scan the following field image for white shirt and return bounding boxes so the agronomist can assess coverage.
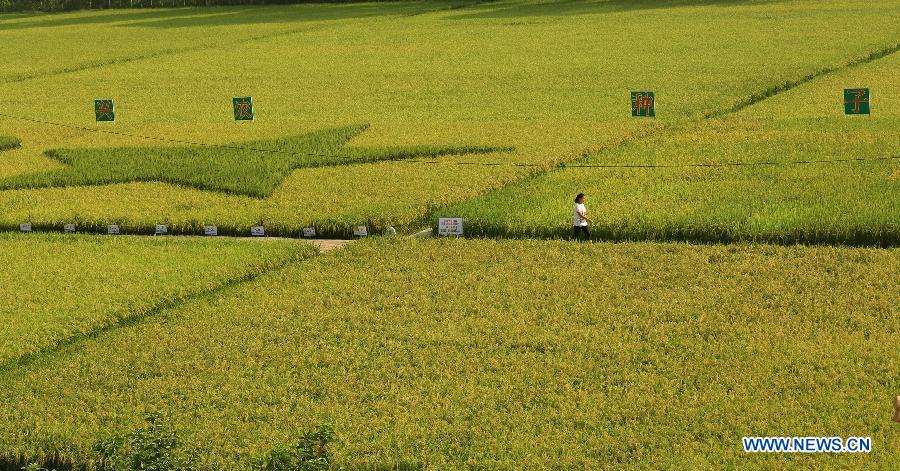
[574,203,588,226]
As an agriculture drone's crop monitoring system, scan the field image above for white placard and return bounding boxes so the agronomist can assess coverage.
[107,224,120,235]
[302,227,316,238]
[250,226,265,237]
[438,217,464,236]
[353,225,368,237]
[63,224,76,233]
[19,223,32,233]
[203,225,218,236]
[155,224,168,235]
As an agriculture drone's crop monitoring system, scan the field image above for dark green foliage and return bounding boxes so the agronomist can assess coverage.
[0,136,20,152]
[93,413,195,471]
[250,424,339,471]
[0,125,508,198]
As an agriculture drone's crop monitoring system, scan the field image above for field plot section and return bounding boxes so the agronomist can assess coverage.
[1,1,899,235]
[0,233,314,368]
[1,239,896,469]
[444,43,900,245]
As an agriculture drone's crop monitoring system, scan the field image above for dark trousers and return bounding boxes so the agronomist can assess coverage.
[573,225,589,241]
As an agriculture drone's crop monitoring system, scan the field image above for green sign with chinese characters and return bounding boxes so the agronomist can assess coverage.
[631,91,655,117]
[233,97,254,121]
[94,99,115,122]
[844,88,870,115]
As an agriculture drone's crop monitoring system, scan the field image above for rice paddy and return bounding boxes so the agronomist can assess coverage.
[2,1,899,469]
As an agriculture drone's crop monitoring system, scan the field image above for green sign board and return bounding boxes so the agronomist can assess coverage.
[233,97,254,121]
[631,91,655,117]
[844,88,870,115]
[94,99,115,122]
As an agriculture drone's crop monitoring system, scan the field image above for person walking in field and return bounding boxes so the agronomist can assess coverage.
[573,193,592,241]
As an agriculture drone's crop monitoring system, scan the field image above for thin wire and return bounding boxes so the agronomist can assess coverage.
[1,112,896,169]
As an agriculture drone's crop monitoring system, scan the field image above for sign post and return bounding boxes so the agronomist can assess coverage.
[155,224,168,235]
[302,227,317,238]
[438,217,464,237]
[233,97,254,121]
[204,225,218,236]
[631,91,655,117]
[844,88,870,115]
[353,226,368,237]
[95,99,115,122]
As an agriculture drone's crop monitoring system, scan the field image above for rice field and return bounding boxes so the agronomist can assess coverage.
[0,233,315,368]
[1,0,899,238]
[0,124,505,198]
[2,1,899,469]
[0,238,896,469]
[440,48,900,245]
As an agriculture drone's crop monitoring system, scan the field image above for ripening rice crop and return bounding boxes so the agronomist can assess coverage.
[1,1,899,237]
[0,232,315,368]
[0,124,507,198]
[441,41,900,245]
[0,238,896,469]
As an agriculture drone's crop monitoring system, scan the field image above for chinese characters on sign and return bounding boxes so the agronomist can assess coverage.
[204,225,218,236]
[233,97,254,121]
[438,218,464,236]
[95,99,115,122]
[353,226,368,237]
[844,88,870,115]
[251,226,265,237]
[631,91,655,117]
[302,227,317,238]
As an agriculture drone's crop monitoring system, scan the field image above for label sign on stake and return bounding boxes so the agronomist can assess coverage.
[95,99,115,122]
[251,226,265,237]
[302,227,316,238]
[107,224,120,235]
[64,224,76,233]
[353,226,368,237]
[233,97,254,121]
[19,223,31,233]
[438,217,464,236]
[204,225,218,236]
[844,88,870,115]
[631,91,655,117]
[155,224,168,235]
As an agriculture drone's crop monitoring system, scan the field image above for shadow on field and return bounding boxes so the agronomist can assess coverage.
[0,8,202,30]
[447,0,794,20]
[124,2,435,28]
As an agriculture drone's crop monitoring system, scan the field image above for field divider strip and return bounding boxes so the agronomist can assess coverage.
[0,249,317,383]
[705,42,900,119]
[1,18,360,85]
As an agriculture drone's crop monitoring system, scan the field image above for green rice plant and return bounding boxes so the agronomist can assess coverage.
[0,136,19,151]
[0,238,895,469]
[0,124,508,198]
[0,232,315,368]
[2,1,899,236]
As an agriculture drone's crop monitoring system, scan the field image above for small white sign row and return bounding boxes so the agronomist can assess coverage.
[16,223,374,239]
